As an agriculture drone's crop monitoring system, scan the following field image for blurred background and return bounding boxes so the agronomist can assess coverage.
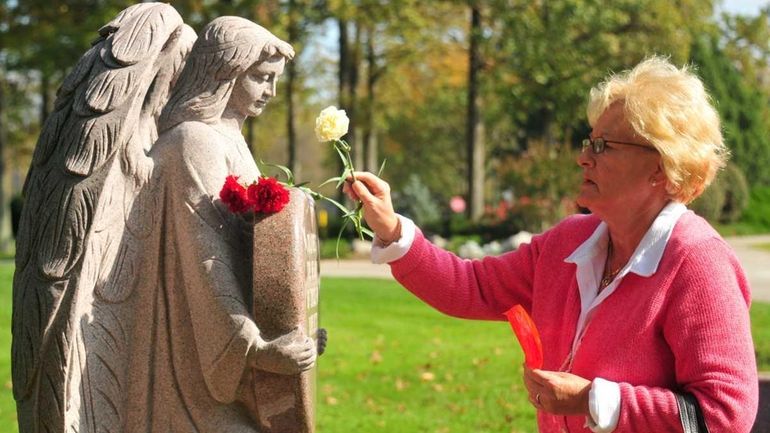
[1,0,770,252]
[3,2,770,432]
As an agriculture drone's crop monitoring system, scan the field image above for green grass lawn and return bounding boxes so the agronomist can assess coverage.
[317,278,535,433]
[0,265,768,433]
[752,301,770,371]
[0,264,13,432]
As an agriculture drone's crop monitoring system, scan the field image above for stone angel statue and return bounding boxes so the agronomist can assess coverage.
[12,4,316,433]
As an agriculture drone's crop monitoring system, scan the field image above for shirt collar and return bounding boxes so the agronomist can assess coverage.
[565,201,687,277]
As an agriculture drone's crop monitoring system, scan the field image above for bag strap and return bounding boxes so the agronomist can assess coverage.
[676,393,710,433]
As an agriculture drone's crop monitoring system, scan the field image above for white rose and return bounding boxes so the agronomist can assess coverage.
[314,106,350,142]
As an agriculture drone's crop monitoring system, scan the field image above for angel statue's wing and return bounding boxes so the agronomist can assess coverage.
[12,3,196,432]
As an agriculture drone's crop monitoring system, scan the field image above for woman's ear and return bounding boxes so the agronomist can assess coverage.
[650,161,666,187]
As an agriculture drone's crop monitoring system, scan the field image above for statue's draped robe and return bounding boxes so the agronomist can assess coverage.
[126,121,262,432]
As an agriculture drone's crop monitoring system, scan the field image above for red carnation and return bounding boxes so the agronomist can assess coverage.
[219,175,251,213]
[247,176,290,214]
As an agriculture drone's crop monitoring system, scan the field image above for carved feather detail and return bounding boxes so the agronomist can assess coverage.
[63,113,122,176]
[58,46,99,103]
[83,59,138,114]
[12,4,195,433]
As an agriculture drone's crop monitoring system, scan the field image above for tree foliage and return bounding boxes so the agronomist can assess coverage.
[691,34,770,187]
[4,0,770,234]
[484,0,715,149]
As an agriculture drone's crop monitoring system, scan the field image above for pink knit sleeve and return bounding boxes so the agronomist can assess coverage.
[387,228,544,321]
[616,237,758,432]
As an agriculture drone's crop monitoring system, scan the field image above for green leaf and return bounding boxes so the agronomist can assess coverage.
[299,187,320,201]
[322,196,351,215]
[377,158,388,177]
[319,176,343,188]
[361,226,375,238]
[259,160,295,185]
[336,168,351,188]
[336,139,352,153]
[335,218,351,260]
[334,143,349,167]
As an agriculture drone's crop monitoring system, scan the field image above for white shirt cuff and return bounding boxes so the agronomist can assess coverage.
[370,214,416,264]
[585,377,620,433]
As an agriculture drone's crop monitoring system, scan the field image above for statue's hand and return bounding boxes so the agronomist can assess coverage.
[253,328,316,375]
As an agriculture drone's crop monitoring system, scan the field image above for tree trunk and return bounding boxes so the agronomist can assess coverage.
[337,18,350,202]
[466,4,484,221]
[338,19,349,109]
[286,0,298,178]
[348,22,362,171]
[364,28,378,172]
[0,74,7,250]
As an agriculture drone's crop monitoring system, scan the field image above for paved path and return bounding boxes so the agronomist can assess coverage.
[321,234,770,302]
[320,259,393,279]
[725,235,770,303]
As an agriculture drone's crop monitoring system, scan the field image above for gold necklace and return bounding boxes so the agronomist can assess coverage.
[600,240,623,289]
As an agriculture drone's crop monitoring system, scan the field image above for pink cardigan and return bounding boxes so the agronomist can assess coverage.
[389,211,758,432]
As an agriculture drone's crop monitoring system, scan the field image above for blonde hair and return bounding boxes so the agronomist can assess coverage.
[586,56,728,203]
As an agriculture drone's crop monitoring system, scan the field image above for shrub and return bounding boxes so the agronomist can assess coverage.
[741,186,770,231]
[690,163,749,223]
[496,141,580,228]
[719,163,750,223]
[394,174,441,229]
[320,238,351,259]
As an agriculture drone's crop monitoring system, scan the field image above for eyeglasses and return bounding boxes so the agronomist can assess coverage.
[581,137,654,154]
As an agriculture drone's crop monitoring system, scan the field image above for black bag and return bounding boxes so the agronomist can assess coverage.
[676,393,710,433]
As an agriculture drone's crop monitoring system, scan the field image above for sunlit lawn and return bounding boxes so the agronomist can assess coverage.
[317,277,535,433]
[0,265,768,433]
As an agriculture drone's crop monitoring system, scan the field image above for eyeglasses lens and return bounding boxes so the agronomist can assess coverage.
[593,138,604,153]
[581,138,605,154]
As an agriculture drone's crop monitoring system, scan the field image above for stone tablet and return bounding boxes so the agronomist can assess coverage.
[251,188,320,433]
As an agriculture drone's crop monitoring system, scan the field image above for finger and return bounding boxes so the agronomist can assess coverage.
[298,355,316,367]
[351,180,378,204]
[299,338,316,354]
[302,351,317,363]
[297,346,315,359]
[351,172,389,195]
[523,371,544,395]
[526,368,550,387]
[342,182,359,201]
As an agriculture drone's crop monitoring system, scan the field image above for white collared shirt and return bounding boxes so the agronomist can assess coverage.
[563,201,687,431]
[372,202,688,432]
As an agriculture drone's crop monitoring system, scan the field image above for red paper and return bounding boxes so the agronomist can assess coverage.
[504,305,543,369]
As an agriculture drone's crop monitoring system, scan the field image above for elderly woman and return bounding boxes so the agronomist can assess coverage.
[346,57,758,432]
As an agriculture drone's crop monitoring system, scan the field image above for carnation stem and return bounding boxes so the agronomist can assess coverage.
[335,139,367,240]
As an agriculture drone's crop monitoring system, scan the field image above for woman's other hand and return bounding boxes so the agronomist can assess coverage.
[343,171,400,243]
[523,366,591,416]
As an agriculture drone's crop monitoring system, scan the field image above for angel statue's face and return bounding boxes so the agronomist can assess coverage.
[228,56,287,118]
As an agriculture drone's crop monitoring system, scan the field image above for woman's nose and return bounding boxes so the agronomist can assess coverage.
[577,147,595,168]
